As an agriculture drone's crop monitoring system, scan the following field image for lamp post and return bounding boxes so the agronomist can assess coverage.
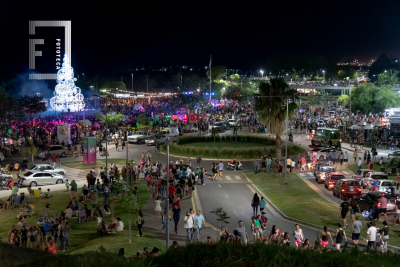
[131,74,133,92]
[145,75,149,93]
[166,141,170,250]
[260,70,264,78]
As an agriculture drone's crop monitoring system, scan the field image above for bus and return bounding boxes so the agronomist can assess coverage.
[311,127,341,146]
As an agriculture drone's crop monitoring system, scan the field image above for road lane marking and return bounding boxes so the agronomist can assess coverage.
[308,172,314,176]
[225,194,228,199]
[299,173,305,176]
[342,171,349,174]
[225,176,232,180]
[235,175,241,180]
[218,184,221,188]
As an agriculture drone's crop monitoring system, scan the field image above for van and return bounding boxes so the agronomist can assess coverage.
[160,127,179,137]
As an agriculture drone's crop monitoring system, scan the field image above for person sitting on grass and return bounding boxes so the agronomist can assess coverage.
[45,189,52,198]
[103,204,111,216]
[107,217,119,231]
[27,186,34,195]
[64,206,73,219]
[97,221,108,236]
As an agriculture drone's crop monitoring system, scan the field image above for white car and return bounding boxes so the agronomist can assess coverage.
[228,119,238,126]
[323,115,330,121]
[21,170,66,187]
[361,172,388,188]
[30,164,67,176]
[368,179,396,193]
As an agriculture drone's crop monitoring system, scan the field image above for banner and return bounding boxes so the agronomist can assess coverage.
[83,137,97,165]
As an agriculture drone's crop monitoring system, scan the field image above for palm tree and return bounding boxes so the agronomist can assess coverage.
[255,78,298,164]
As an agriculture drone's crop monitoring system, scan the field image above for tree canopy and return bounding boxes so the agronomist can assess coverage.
[349,83,400,114]
[206,66,226,81]
[378,69,399,87]
[18,95,47,117]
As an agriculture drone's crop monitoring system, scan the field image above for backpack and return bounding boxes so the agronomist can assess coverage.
[141,218,145,225]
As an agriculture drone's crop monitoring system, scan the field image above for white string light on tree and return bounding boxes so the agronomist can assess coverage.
[50,54,85,111]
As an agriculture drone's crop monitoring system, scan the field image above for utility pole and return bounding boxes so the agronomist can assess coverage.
[166,142,170,250]
[131,74,133,92]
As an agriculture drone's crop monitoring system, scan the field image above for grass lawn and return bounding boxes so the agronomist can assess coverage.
[0,181,163,256]
[182,141,265,148]
[244,169,400,247]
[62,158,134,169]
[346,163,396,180]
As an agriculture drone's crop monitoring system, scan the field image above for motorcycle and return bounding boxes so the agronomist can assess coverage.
[227,161,244,171]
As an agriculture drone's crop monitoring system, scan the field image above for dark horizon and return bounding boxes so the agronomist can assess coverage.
[1,0,400,80]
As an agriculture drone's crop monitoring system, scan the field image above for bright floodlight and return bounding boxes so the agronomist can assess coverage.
[50,54,85,112]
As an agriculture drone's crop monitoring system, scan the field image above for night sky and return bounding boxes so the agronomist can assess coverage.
[1,0,400,79]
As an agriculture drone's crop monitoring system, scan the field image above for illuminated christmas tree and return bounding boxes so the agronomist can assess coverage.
[50,54,85,112]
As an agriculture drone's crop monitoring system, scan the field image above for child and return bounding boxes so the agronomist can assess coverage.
[38,188,43,198]
[45,188,52,198]
[65,179,70,191]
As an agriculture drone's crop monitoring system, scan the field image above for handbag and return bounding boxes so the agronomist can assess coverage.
[192,186,195,191]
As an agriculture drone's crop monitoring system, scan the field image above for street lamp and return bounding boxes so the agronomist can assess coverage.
[131,74,133,92]
[260,70,264,78]
[145,75,149,93]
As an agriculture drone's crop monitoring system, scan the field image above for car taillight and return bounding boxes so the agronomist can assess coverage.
[341,189,345,191]
[378,203,381,208]
[21,178,26,180]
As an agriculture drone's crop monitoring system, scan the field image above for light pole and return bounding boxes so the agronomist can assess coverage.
[166,141,170,250]
[145,75,148,94]
[260,70,264,78]
[322,70,325,84]
[131,74,133,92]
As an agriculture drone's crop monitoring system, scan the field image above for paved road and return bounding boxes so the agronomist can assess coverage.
[196,173,344,247]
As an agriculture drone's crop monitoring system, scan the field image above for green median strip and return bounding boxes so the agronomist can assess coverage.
[244,169,400,247]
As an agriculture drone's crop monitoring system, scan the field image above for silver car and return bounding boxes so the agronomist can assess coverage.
[352,169,372,183]
[145,135,168,146]
[308,148,342,161]
[31,164,67,176]
[315,166,336,184]
[361,172,388,188]
[21,170,66,187]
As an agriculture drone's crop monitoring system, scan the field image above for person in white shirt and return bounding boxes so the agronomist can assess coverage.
[366,222,377,252]
[357,157,362,170]
[184,211,194,241]
[116,217,124,232]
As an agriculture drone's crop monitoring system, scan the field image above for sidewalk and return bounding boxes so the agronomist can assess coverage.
[141,191,216,247]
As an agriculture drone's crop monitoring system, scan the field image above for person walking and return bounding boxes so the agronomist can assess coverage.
[70,180,77,200]
[184,211,194,241]
[340,198,350,228]
[353,150,358,164]
[333,223,347,251]
[343,151,348,166]
[366,222,377,252]
[236,220,249,245]
[136,210,144,237]
[218,161,224,178]
[252,159,259,174]
[193,210,205,242]
[319,226,333,248]
[357,157,362,170]
[172,204,181,235]
[351,216,362,246]
[377,194,388,222]
[251,193,260,216]
[349,198,360,223]
[286,157,292,173]
[293,224,304,249]
[380,220,389,253]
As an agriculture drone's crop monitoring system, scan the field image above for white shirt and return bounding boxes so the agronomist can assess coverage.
[184,215,193,229]
[367,226,377,241]
[344,153,348,159]
[358,160,362,167]
[116,221,124,232]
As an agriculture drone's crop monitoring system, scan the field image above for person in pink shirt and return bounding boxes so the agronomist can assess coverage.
[377,195,388,221]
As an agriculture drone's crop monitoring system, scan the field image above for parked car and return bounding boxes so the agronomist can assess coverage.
[387,150,400,160]
[323,115,330,121]
[361,172,388,188]
[308,148,341,161]
[356,191,397,212]
[368,179,396,193]
[160,127,180,137]
[20,170,66,187]
[315,166,336,184]
[332,179,362,200]
[127,131,154,144]
[30,164,67,176]
[145,135,168,146]
[183,128,198,133]
[352,169,373,183]
[324,172,346,190]
[46,145,69,158]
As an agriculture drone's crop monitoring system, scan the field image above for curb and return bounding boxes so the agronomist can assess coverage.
[242,172,400,251]
[158,151,261,161]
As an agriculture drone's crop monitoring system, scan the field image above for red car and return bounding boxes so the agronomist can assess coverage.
[332,179,362,200]
[324,172,345,191]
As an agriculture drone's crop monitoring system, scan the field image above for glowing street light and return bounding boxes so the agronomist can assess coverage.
[260,70,264,78]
